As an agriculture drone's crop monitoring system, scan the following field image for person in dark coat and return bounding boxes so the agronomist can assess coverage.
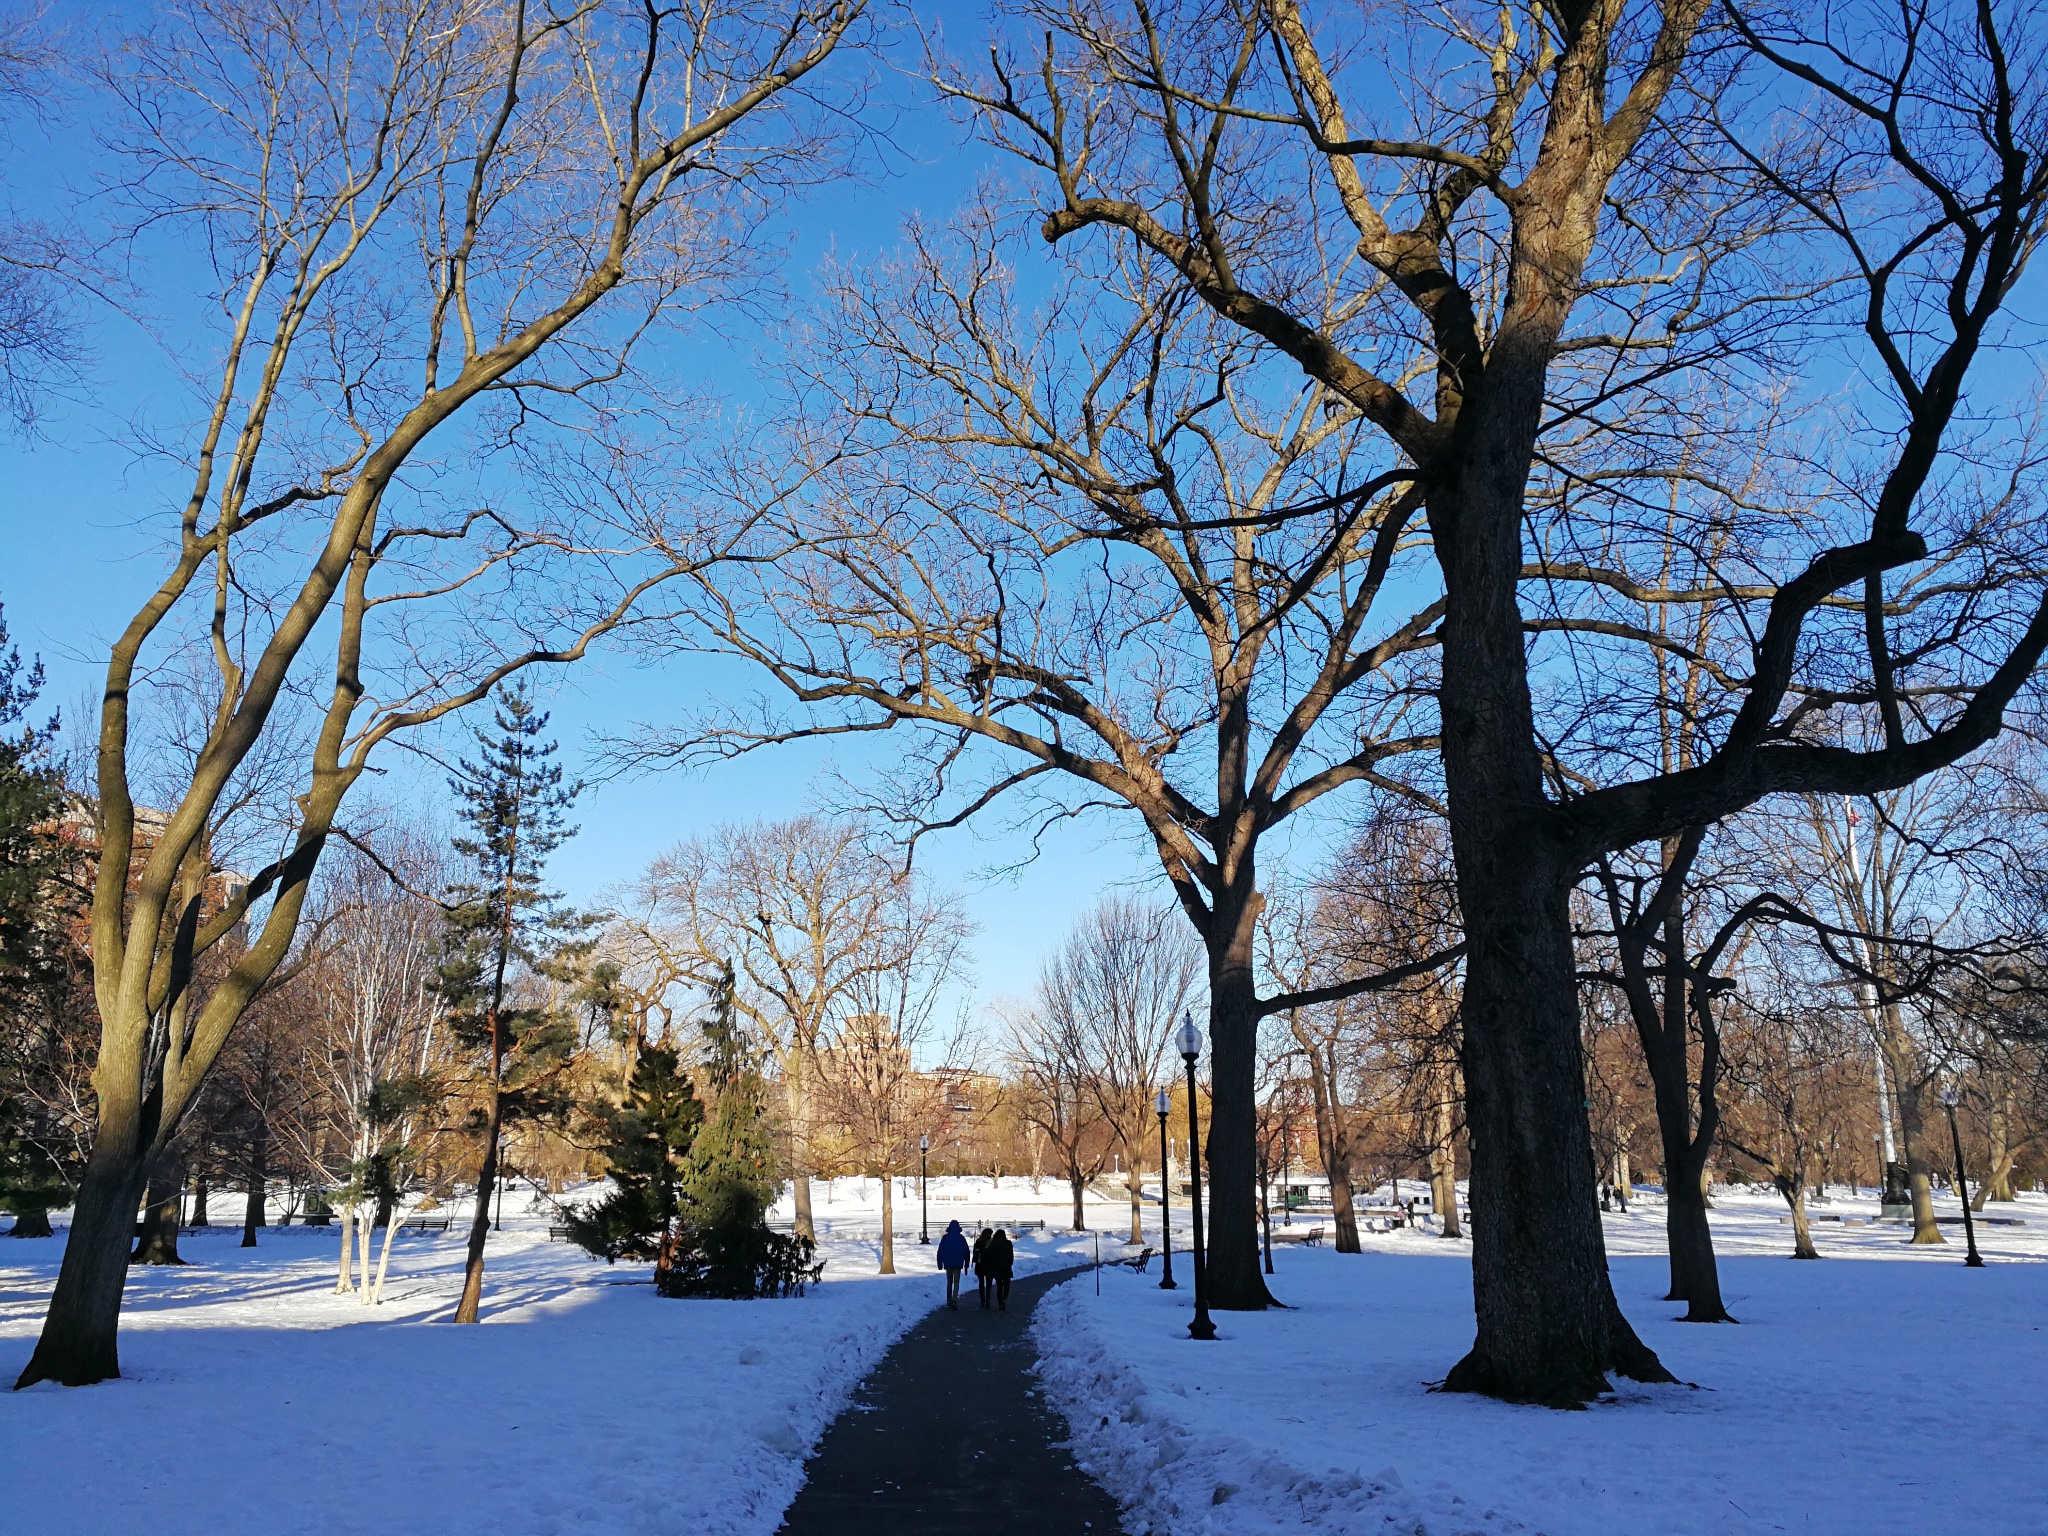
[971,1225,994,1308]
[985,1227,1015,1310]
[935,1220,970,1308]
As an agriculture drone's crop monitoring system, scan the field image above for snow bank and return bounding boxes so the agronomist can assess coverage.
[1035,1191,2048,1536]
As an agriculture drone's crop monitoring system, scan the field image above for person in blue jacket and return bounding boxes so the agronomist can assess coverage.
[935,1219,970,1308]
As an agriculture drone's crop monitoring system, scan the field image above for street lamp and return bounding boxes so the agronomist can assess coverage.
[1939,1087,1985,1268]
[919,1134,931,1244]
[1155,1086,1177,1290]
[1177,1013,1217,1341]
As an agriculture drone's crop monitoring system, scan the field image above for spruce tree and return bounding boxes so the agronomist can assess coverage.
[436,687,593,1323]
[658,965,816,1298]
[0,605,82,1238]
[566,1042,703,1265]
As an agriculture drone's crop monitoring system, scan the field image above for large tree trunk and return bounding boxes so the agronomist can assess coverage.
[1779,1175,1818,1260]
[132,1157,188,1266]
[190,1176,209,1227]
[1328,1153,1360,1252]
[1444,868,1669,1402]
[13,1141,152,1386]
[1882,1032,1944,1245]
[241,1132,266,1248]
[1205,897,1275,1308]
[1068,1170,1086,1232]
[5,1207,54,1238]
[1433,391,1670,1396]
[1128,1166,1144,1243]
[1649,1073,1731,1320]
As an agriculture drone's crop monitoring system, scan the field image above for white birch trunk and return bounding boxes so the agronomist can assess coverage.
[334,1208,356,1293]
[370,1211,401,1304]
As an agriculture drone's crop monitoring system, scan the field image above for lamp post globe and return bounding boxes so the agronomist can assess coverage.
[1155,1086,1177,1290]
[919,1134,931,1245]
[1178,1012,1216,1340]
[1940,1086,1985,1268]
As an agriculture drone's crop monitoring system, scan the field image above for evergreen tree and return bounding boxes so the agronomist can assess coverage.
[657,965,817,1299]
[0,604,84,1237]
[435,687,594,1323]
[565,1042,703,1265]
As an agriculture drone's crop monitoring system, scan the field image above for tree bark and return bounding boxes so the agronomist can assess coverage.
[1432,1090,1462,1239]
[335,1207,357,1293]
[1295,1023,1362,1252]
[190,1176,209,1227]
[1068,1171,1086,1233]
[1205,895,1275,1306]
[1882,1029,1944,1244]
[1650,1085,1731,1320]
[5,1208,54,1238]
[1779,1176,1818,1260]
[131,1158,187,1266]
[241,1132,266,1248]
[13,1146,150,1385]
[1128,1167,1144,1244]
[785,1072,815,1241]
[878,1170,895,1275]
[1976,1090,2015,1206]
[453,1093,502,1323]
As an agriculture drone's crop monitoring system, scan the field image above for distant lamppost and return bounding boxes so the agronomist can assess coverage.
[1177,1014,1217,1341]
[1939,1087,1985,1268]
[1155,1087,1177,1290]
[919,1134,931,1244]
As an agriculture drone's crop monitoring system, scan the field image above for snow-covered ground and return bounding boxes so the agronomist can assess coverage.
[9,1179,2043,1535]
[1037,1186,2048,1535]
[0,1185,1091,1536]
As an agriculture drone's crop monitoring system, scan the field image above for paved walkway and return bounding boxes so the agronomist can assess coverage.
[777,1263,1122,1534]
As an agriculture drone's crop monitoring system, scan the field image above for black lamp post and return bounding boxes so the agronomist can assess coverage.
[1177,1014,1216,1340]
[1939,1087,1985,1268]
[919,1134,931,1244]
[1155,1087,1177,1290]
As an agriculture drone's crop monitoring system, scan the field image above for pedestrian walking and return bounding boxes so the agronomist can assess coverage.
[936,1219,970,1308]
[971,1225,994,1308]
[986,1227,1015,1310]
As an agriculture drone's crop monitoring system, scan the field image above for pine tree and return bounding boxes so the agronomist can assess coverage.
[435,687,594,1323]
[0,605,83,1238]
[566,1042,702,1265]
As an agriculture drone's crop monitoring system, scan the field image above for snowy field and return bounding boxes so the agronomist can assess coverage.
[6,1180,2043,1536]
[0,1184,1091,1536]
[1038,1186,2048,1536]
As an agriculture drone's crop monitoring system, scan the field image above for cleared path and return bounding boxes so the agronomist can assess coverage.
[777,1263,1121,1534]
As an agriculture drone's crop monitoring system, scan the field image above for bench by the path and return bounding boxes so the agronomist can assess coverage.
[777,1264,1120,1534]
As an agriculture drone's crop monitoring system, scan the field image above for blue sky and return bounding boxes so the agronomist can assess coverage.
[0,8,1202,1014]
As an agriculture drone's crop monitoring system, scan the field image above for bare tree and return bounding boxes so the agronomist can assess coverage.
[815,894,971,1275]
[1004,997,1110,1234]
[1042,894,1204,1242]
[17,0,865,1389]
[876,0,2048,1404]
[290,834,447,1304]
[628,817,947,1239]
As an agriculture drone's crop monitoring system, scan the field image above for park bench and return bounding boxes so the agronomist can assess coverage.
[401,1216,450,1233]
[548,1224,575,1241]
[1271,1225,1325,1246]
[1111,1246,1155,1273]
